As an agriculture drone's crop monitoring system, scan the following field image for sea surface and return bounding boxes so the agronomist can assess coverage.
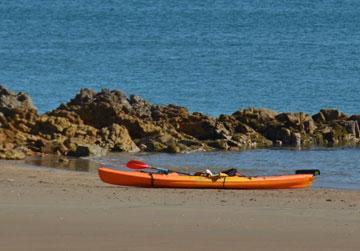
[1,0,359,189]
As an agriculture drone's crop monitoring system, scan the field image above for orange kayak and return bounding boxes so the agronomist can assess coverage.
[98,167,316,189]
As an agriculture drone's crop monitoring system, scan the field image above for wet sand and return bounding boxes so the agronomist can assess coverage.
[1,162,360,251]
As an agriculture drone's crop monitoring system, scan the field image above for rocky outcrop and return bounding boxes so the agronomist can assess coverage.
[0,85,359,160]
[0,85,39,159]
[99,124,139,152]
[0,85,37,119]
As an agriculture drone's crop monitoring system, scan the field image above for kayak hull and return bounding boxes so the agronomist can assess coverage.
[98,168,315,189]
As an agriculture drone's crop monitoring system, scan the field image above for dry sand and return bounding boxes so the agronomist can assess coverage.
[1,161,360,251]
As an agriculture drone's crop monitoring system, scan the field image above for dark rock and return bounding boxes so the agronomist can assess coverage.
[0,85,37,119]
[48,109,83,125]
[313,109,348,123]
[58,88,132,129]
[341,120,360,138]
[319,121,359,145]
[0,112,7,127]
[100,124,139,152]
[135,133,181,153]
[349,115,360,124]
[164,142,182,153]
[303,119,317,134]
[323,131,337,144]
[312,112,326,123]
[232,108,278,132]
[32,116,72,136]
[67,144,107,157]
[347,118,360,138]
[119,116,162,139]
[151,104,189,122]
[267,127,292,145]
[129,95,152,118]
[68,88,96,106]
[275,112,315,132]
[178,113,228,140]
[139,137,167,152]
[206,139,230,150]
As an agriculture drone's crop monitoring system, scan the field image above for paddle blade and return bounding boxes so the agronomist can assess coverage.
[126,160,151,169]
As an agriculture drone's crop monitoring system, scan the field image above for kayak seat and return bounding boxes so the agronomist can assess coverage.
[221,168,238,176]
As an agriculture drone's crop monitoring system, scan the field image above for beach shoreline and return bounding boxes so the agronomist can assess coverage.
[1,162,359,250]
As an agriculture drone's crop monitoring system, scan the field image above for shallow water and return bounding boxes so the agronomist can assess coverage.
[96,148,360,190]
[25,147,360,190]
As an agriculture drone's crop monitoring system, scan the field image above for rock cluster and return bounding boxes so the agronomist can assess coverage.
[1,85,359,160]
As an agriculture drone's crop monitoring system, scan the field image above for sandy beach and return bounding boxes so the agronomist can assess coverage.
[1,162,359,251]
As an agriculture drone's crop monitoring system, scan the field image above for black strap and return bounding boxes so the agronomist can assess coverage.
[149,173,154,187]
[222,176,226,188]
[221,168,237,176]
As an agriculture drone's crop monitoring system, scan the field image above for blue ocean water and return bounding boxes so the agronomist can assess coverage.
[1,0,360,189]
[0,0,359,115]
